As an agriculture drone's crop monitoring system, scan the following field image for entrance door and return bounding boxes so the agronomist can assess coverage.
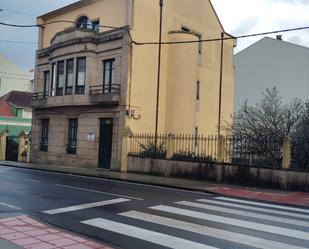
[98,118,113,169]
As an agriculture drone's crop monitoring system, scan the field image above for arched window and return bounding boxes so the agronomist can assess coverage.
[76,16,92,29]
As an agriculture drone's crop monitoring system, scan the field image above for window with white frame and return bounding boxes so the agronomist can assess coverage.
[65,59,74,95]
[56,61,64,96]
[103,59,115,93]
[76,57,86,94]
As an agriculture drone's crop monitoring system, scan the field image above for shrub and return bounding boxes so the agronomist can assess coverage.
[172,151,214,162]
[138,141,166,158]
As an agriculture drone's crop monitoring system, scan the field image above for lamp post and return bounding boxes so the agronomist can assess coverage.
[154,0,164,150]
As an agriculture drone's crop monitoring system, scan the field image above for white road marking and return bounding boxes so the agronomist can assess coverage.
[0,202,21,210]
[25,179,40,183]
[55,184,143,201]
[43,198,129,215]
[177,201,309,227]
[120,211,308,249]
[81,218,217,249]
[216,197,309,214]
[150,205,309,241]
[198,199,309,220]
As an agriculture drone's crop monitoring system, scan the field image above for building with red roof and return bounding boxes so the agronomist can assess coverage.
[0,91,32,137]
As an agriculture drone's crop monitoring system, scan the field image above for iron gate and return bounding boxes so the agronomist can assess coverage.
[5,136,19,161]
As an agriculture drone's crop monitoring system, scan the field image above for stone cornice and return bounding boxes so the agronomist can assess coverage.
[37,26,128,58]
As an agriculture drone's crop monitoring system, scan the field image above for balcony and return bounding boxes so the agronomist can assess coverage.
[32,92,48,107]
[37,27,127,59]
[89,84,121,105]
[32,84,121,109]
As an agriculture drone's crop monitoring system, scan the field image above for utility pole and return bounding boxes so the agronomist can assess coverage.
[154,0,163,150]
[218,32,224,137]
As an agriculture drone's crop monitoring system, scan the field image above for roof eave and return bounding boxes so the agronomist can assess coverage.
[37,0,98,20]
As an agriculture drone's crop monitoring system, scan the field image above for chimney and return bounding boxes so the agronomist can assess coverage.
[276,35,283,41]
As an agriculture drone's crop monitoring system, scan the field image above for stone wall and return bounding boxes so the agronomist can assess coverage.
[127,156,309,191]
[32,106,122,170]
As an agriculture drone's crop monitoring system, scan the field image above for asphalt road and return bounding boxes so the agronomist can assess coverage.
[0,165,308,249]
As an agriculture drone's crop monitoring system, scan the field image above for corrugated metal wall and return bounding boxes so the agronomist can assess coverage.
[234,37,309,112]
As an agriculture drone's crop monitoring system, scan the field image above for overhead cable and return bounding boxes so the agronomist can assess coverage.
[1,21,309,46]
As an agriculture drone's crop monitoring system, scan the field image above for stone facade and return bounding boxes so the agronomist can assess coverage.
[32,27,129,170]
[32,107,121,170]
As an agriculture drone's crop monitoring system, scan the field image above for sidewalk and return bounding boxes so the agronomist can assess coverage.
[1,160,309,208]
[0,215,113,249]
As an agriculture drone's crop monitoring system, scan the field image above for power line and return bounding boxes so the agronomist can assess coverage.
[0,21,137,45]
[135,26,309,45]
[0,71,31,76]
[0,76,30,81]
[0,22,37,28]
[1,21,309,46]
[0,39,37,44]
[0,8,37,17]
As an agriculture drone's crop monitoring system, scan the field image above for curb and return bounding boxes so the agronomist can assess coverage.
[0,162,214,195]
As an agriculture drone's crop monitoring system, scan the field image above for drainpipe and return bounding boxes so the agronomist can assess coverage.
[154,0,164,149]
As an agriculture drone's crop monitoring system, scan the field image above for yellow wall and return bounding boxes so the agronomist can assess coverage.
[37,0,130,49]
[165,33,199,134]
[37,0,235,136]
[127,0,235,135]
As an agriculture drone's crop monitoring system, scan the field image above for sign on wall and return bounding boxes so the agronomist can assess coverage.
[87,132,95,142]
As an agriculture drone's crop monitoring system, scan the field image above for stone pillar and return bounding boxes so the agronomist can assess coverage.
[26,139,31,163]
[121,127,132,173]
[217,135,225,163]
[282,136,291,169]
[18,131,26,162]
[0,130,8,161]
[166,134,175,159]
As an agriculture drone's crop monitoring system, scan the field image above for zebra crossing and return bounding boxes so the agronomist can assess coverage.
[80,196,309,249]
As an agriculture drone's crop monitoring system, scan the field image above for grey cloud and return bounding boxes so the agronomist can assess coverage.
[273,0,309,5]
[230,17,260,36]
[287,35,303,44]
[0,0,76,70]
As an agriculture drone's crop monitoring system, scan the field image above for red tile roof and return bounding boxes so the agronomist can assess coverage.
[0,91,32,108]
[0,101,14,117]
[0,91,32,117]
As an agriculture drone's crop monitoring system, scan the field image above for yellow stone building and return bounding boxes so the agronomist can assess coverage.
[31,0,235,170]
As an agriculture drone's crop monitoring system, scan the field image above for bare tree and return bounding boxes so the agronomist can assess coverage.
[224,88,305,167]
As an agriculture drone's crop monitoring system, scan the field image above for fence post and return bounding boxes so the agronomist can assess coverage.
[166,134,175,159]
[121,127,132,173]
[0,130,8,161]
[217,135,225,163]
[26,139,31,163]
[282,136,291,169]
[18,131,26,162]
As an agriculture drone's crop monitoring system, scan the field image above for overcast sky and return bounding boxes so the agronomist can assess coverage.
[1,0,309,71]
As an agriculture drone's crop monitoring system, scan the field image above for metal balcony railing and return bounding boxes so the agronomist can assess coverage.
[32,92,48,100]
[89,84,121,94]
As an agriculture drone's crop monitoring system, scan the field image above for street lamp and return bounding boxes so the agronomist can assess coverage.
[154,0,164,149]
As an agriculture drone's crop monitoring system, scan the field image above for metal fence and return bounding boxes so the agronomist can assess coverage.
[290,137,309,170]
[227,136,283,167]
[129,133,223,162]
[129,134,169,158]
[128,133,288,168]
